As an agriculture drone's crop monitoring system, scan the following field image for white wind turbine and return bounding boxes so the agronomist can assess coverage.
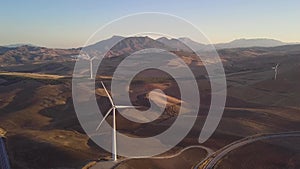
[79,52,97,79]
[272,63,279,80]
[96,81,140,161]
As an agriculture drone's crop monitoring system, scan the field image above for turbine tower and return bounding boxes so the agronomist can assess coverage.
[96,81,140,161]
[89,56,97,79]
[272,63,279,80]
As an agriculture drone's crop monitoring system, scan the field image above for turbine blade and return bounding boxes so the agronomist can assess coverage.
[91,56,97,60]
[101,81,114,106]
[90,60,93,79]
[115,105,142,109]
[96,108,113,131]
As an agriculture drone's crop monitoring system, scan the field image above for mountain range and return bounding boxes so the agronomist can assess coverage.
[0,36,298,65]
[2,43,38,48]
[85,36,291,55]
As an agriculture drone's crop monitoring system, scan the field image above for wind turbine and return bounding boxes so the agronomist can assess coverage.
[96,81,140,161]
[272,63,279,80]
[79,52,97,79]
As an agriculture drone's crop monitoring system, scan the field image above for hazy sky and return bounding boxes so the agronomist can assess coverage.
[1,0,299,48]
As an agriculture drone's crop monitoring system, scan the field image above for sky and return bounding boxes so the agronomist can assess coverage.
[0,0,299,48]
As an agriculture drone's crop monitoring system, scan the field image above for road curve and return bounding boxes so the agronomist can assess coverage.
[0,137,11,169]
[90,145,214,169]
[146,145,214,160]
[194,131,300,169]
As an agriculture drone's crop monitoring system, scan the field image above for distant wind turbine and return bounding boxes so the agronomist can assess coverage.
[272,63,279,80]
[96,81,141,161]
[79,52,97,79]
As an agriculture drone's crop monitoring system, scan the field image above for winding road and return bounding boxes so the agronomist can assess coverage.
[90,145,214,169]
[144,145,214,160]
[0,137,10,169]
[194,131,300,169]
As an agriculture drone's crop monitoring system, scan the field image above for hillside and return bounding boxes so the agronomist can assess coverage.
[0,45,79,65]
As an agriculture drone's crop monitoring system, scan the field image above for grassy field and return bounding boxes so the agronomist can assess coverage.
[0,49,299,169]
